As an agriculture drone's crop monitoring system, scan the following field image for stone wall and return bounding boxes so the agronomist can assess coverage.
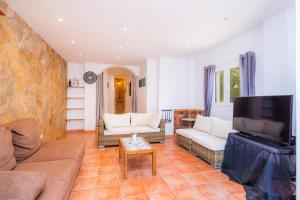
[0,0,67,140]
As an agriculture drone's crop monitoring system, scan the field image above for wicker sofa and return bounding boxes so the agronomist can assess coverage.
[98,113,165,147]
[176,115,235,168]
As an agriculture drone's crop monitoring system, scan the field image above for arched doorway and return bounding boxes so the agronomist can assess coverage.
[102,67,136,114]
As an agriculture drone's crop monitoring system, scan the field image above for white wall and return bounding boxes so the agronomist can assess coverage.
[144,57,197,133]
[263,9,296,96]
[136,63,147,113]
[193,7,295,121]
[146,58,159,113]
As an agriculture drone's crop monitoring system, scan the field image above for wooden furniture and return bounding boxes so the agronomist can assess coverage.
[119,137,156,179]
[98,118,165,147]
[174,109,204,130]
[181,118,196,128]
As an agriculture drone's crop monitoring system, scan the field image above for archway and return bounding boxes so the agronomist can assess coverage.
[101,67,136,114]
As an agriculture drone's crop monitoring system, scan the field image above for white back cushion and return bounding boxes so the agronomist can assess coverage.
[103,113,131,131]
[210,117,234,139]
[131,113,152,126]
[193,115,212,133]
[149,113,161,128]
[131,113,161,128]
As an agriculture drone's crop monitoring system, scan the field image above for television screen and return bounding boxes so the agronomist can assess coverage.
[233,95,293,145]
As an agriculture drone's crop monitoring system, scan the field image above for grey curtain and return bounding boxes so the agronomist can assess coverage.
[204,65,216,116]
[131,76,137,113]
[240,51,256,96]
[96,73,104,125]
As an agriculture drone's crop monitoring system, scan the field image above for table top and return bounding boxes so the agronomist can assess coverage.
[181,118,196,122]
[119,137,153,154]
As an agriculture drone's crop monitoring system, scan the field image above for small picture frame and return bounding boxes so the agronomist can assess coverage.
[139,77,146,88]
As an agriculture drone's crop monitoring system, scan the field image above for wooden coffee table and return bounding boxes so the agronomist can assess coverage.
[119,137,156,179]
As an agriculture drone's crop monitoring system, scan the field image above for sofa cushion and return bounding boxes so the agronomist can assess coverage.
[192,134,227,151]
[0,171,47,200]
[149,113,161,128]
[193,115,212,133]
[210,117,234,139]
[104,126,133,135]
[16,159,78,183]
[0,127,17,170]
[132,126,160,133]
[37,177,68,200]
[131,113,152,126]
[103,113,131,131]
[4,119,41,162]
[131,113,161,128]
[24,138,85,164]
[176,128,209,139]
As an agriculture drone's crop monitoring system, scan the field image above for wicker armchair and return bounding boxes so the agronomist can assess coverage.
[98,117,165,147]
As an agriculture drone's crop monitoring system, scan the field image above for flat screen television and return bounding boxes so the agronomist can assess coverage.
[233,95,293,145]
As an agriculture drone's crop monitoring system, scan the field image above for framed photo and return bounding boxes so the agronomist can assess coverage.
[139,77,146,88]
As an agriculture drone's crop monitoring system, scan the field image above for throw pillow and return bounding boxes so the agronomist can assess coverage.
[0,127,17,170]
[193,115,212,133]
[4,119,41,162]
[0,171,47,200]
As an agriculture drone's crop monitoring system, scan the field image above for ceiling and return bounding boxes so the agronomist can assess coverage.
[7,0,293,65]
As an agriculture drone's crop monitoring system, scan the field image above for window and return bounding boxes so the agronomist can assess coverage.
[230,67,240,103]
[215,70,224,103]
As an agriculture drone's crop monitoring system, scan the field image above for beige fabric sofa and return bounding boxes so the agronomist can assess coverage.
[99,113,165,146]
[0,119,86,200]
[176,115,236,168]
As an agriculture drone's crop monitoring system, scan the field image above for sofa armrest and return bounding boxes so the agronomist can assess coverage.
[159,119,165,133]
[98,118,105,138]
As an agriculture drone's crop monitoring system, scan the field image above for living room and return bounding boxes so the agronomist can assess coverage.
[0,0,299,200]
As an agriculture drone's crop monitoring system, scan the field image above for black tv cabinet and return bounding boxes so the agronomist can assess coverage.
[222,133,296,200]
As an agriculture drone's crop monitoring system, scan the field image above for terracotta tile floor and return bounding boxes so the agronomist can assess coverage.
[68,133,246,200]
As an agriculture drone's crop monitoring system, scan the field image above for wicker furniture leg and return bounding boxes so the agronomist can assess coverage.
[124,153,128,179]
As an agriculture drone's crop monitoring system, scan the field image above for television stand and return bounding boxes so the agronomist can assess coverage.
[222,133,296,200]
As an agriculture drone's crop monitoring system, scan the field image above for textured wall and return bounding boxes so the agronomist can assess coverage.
[0,0,67,140]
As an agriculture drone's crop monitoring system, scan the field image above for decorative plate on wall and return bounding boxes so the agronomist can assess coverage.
[83,71,97,84]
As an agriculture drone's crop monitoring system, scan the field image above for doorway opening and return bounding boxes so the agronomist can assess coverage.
[102,67,135,114]
[114,77,126,114]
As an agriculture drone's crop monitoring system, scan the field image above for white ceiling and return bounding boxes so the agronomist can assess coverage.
[7,0,293,65]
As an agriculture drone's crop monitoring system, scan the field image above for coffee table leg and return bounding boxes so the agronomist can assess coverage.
[152,151,156,176]
[119,140,121,159]
[124,153,128,179]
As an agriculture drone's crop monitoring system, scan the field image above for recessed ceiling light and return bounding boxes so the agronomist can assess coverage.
[58,18,63,22]
[79,53,83,57]
[71,40,76,44]
[185,44,190,48]
[116,56,120,60]
[123,27,127,31]
[119,46,123,49]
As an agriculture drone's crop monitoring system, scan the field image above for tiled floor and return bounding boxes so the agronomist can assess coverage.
[68,132,245,200]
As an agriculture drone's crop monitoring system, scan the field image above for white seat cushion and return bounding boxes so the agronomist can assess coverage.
[193,115,213,133]
[103,113,131,131]
[210,117,234,139]
[132,126,160,133]
[192,134,227,151]
[175,128,209,139]
[104,127,133,135]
